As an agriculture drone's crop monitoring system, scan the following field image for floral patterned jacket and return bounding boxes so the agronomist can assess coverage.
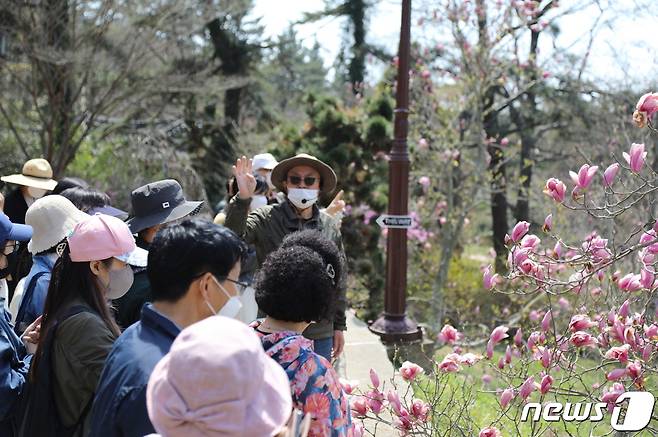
[253,324,353,437]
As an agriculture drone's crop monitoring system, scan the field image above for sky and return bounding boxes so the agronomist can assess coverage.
[250,0,658,89]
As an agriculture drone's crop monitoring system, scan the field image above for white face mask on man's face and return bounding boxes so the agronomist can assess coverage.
[287,188,319,210]
[204,275,243,319]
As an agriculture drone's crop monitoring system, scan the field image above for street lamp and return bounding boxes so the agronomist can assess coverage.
[369,0,422,343]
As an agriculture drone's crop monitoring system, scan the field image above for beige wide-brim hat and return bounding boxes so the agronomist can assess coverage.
[25,195,88,254]
[1,158,57,191]
[271,153,337,195]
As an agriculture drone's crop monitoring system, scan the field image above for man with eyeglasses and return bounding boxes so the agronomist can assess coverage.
[224,153,348,363]
[88,219,247,437]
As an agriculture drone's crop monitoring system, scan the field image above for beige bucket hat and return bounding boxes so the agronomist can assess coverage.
[271,153,337,195]
[1,158,58,191]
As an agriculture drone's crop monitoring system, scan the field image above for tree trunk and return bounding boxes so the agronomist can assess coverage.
[42,0,74,177]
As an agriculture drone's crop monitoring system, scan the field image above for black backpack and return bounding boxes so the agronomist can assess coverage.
[16,305,93,437]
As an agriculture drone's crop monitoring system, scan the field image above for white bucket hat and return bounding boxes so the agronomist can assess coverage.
[25,195,89,254]
[1,158,58,191]
[252,153,278,172]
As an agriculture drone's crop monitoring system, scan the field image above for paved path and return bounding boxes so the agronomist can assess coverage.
[339,310,400,437]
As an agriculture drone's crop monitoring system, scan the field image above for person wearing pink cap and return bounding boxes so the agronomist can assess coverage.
[146,316,299,437]
[19,214,146,437]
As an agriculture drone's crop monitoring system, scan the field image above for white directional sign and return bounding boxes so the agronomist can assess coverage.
[376,214,413,229]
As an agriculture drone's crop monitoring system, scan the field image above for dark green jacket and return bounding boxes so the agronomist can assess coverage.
[224,195,347,339]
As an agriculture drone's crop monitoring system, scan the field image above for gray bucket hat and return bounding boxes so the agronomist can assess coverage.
[126,179,203,233]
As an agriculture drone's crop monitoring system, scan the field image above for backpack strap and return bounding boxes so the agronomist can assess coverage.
[14,271,48,335]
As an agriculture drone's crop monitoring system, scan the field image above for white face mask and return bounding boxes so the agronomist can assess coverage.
[265,172,275,190]
[287,188,319,210]
[205,275,243,319]
[250,195,268,211]
[26,187,48,199]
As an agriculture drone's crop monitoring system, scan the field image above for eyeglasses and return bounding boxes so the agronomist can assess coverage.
[219,277,249,295]
[3,242,19,256]
[287,175,318,187]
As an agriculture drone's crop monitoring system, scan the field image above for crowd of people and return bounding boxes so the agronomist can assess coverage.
[0,153,354,437]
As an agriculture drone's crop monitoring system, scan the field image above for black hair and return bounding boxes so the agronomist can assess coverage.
[147,218,247,302]
[59,187,110,213]
[31,246,119,380]
[255,242,338,323]
[280,230,345,290]
[51,177,89,195]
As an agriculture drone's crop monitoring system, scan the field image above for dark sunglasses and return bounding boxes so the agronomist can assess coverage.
[287,175,318,186]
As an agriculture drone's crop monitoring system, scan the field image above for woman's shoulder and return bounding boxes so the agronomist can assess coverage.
[55,305,115,344]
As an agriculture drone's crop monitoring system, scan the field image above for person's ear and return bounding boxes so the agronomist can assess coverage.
[89,260,103,277]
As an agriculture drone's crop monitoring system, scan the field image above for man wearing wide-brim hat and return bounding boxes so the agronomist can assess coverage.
[114,179,203,329]
[224,153,347,362]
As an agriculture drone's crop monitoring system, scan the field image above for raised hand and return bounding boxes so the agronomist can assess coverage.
[325,190,346,217]
[232,156,257,199]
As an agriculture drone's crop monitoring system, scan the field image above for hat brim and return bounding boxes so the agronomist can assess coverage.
[7,222,33,242]
[115,246,148,267]
[126,200,203,233]
[248,353,293,433]
[88,205,129,221]
[271,156,337,195]
[1,174,57,191]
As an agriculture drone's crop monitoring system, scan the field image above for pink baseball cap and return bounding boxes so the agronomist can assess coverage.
[146,316,293,437]
[67,214,147,267]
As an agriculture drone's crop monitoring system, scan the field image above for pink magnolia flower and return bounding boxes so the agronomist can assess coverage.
[606,368,628,381]
[514,328,524,347]
[486,339,494,359]
[366,389,385,414]
[619,299,631,318]
[439,357,461,373]
[540,374,553,394]
[500,137,510,146]
[541,310,553,332]
[519,376,536,400]
[642,343,653,361]
[510,221,530,243]
[504,346,512,364]
[569,331,598,348]
[418,176,430,190]
[437,324,460,344]
[627,360,643,381]
[618,273,642,292]
[601,382,625,407]
[623,143,647,173]
[351,396,369,417]
[603,163,620,187]
[605,345,630,363]
[542,214,552,232]
[418,138,429,150]
[635,92,658,121]
[558,297,570,310]
[640,268,655,289]
[369,368,380,389]
[644,324,658,340]
[399,361,424,381]
[540,347,551,368]
[569,163,598,190]
[482,374,493,384]
[483,265,499,290]
[544,178,566,203]
[387,389,402,414]
[500,388,515,408]
[479,427,503,437]
[411,398,430,422]
[569,314,596,332]
[339,379,359,395]
[458,352,482,366]
[353,423,365,437]
[521,234,541,251]
[490,326,509,344]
